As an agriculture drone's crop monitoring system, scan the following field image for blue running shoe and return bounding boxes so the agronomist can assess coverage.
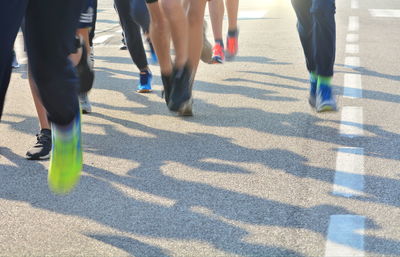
[316,84,337,112]
[309,76,317,108]
[48,111,82,194]
[147,39,158,64]
[137,70,152,93]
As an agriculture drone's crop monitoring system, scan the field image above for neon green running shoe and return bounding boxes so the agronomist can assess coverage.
[48,112,83,194]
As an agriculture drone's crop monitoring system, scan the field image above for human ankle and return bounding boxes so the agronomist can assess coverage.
[318,76,332,86]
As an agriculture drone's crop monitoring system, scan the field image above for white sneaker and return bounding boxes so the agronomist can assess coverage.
[79,93,92,114]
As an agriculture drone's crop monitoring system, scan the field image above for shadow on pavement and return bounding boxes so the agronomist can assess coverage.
[2,54,400,256]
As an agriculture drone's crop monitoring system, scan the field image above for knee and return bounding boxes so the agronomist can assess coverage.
[160,0,179,16]
[150,15,168,34]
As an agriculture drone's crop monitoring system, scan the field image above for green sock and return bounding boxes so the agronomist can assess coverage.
[310,71,317,83]
[317,76,332,90]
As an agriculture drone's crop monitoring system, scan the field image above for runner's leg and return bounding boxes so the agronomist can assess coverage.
[25,0,84,193]
[0,0,28,120]
[114,0,152,92]
[226,0,239,32]
[208,0,225,63]
[187,0,208,73]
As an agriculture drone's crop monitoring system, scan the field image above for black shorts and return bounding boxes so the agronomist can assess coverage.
[79,0,94,28]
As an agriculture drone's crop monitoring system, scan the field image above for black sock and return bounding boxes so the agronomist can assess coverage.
[215,39,224,48]
[228,29,238,37]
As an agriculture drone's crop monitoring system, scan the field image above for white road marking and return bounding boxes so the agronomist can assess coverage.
[346,34,359,43]
[340,107,364,137]
[93,34,114,44]
[346,44,359,54]
[344,73,362,98]
[237,11,267,20]
[369,9,400,18]
[325,215,365,257]
[345,57,360,68]
[333,148,365,197]
[351,0,359,9]
[348,16,360,32]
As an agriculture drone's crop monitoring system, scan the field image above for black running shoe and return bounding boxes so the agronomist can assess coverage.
[76,39,94,93]
[167,64,193,115]
[26,129,52,160]
[161,74,172,105]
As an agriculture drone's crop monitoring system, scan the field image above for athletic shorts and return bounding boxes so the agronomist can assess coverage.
[79,0,94,28]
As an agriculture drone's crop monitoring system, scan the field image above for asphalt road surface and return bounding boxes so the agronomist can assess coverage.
[1,0,400,256]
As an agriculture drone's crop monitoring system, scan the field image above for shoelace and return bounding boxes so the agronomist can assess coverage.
[213,44,224,57]
[36,133,51,146]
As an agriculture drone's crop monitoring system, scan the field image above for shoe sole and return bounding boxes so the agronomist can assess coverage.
[178,99,193,116]
[211,59,224,64]
[137,89,152,93]
[316,105,337,112]
[26,153,50,161]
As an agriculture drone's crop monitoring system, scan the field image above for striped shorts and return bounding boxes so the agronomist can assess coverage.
[79,0,94,28]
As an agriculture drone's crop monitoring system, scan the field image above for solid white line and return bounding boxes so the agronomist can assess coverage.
[344,73,362,98]
[351,0,359,9]
[340,107,364,137]
[346,44,359,54]
[325,215,365,257]
[333,148,364,197]
[369,9,400,18]
[93,34,113,44]
[348,16,359,32]
[346,34,359,43]
[345,57,360,68]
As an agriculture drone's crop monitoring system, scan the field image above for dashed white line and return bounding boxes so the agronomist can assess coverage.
[346,34,359,43]
[351,0,359,9]
[326,12,365,257]
[345,44,359,54]
[369,9,400,18]
[325,215,365,257]
[344,73,362,98]
[333,147,365,197]
[345,57,360,69]
[237,11,267,20]
[340,107,364,137]
[348,16,360,32]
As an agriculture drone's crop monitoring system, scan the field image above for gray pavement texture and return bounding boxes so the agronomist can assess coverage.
[1,0,400,256]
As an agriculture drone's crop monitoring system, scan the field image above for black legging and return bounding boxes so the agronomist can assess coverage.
[114,0,150,70]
